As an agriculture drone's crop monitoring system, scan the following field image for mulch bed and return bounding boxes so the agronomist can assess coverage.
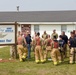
[0,59,17,62]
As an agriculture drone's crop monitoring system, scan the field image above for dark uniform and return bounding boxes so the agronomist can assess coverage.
[59,36,65,61]
[61,34,68,57]
[69,36,76,64]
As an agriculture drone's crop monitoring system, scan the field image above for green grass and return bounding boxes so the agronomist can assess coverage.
[0,47,76,75]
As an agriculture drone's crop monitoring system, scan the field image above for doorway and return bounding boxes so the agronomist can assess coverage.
[21,24,31,34]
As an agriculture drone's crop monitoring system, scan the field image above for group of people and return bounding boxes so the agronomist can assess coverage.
[10,29,76,66]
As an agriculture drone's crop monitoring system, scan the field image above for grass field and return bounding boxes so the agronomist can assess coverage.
[0,47,76,75]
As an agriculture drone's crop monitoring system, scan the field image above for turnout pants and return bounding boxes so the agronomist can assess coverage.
[51,48,61,65]
[17,45,28,61]
[44,46,51,61]
[35,45,44,63]
[70,48,76,63]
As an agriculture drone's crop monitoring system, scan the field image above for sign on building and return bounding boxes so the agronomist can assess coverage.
[0,23,17,45]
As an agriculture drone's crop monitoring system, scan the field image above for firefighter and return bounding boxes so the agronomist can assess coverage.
[34,32,44,63]
[51,36,62,65]
[68,32,76,64]
[59,35,65,61]
[44,35,52,61]
[17,32,28,62]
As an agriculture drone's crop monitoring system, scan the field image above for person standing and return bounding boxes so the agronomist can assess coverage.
[34,32,44,63]
[44,35,52,61]
[51,36,62,65]
[59,35,65,61]
[51,29,58,40]
[17,33,28,61]
[25,31,32,59]
[68,32,76,64]
[42,31,48,40]
[61,31,68,57]
[42,31,48,50]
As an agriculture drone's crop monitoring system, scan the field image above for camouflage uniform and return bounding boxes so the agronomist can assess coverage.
[51,33,58,40]
[42,33,48,50]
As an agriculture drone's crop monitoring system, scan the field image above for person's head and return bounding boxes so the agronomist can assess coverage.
[18,31,20,35]
[34,32,37,36]
[70,31,74,37]
[26,31,29,36]
[37,32,40,36]
[48,35,50,38]
[75,30,76,35]
[20,32,23,36]
[44,31,46,34]
[59,35,62,40]
[53,29,56,33]
[53,35,57,40]
[61,31,65,35]
[73,30,75,34]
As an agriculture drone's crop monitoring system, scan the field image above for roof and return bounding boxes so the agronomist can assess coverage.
[0,10,76,22]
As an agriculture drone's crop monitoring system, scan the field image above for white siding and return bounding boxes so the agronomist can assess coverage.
[67,25,75,38]
[40,24,61,38]
[17,25,21,32]
[19,24,76,39]
[31,24,61,39]
[31,24,34,37]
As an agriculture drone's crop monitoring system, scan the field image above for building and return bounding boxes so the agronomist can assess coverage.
[0,10,76,38]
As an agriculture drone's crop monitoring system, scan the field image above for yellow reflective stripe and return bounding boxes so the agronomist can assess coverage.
[41,60,44,62]
[54,62,58,65]
[35,60,40,63]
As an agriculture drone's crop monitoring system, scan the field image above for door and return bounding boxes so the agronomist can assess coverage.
[21,24,31,34]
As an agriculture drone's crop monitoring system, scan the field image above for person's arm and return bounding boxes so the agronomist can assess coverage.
[23,37,27,45]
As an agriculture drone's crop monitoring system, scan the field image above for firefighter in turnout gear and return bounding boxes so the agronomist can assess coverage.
[59,35,65,61]
[51,36,62,65]
[17,32,28,62]
[44,35,52,61]
[34,32,44,63]
[68,32,76,64]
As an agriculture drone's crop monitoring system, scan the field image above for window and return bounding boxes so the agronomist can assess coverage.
[34,25,39,33]
[61,25,67,32]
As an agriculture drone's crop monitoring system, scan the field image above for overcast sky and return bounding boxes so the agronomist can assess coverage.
[0,0,76,11]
